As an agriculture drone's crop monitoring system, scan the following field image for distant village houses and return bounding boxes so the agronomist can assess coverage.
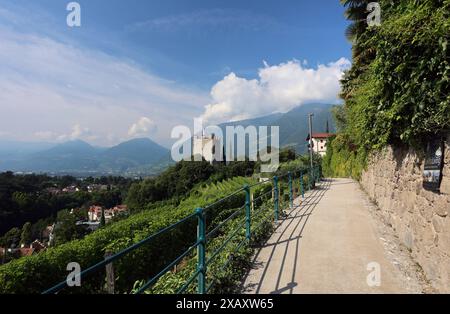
[88,204,128,224]
[87,184,109,193]
[62,185,80,193]
[0,239,47,262]
[1,202,127,265]
[45,184,110,195]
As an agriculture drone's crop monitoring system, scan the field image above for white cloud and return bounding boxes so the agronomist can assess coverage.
[0,10,209,147]
[0,5,350,148]
[34,124,95,142]
[58,124,95,142]
[199,58,351,124]
[128,117,157,138]
[128,8,283,33]
[34,131,58,141]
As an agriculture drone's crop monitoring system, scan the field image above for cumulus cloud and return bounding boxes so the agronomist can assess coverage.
[34,124,95,142]
[63,124,95,141]
[199,58,351,124]
[128,117,157,138]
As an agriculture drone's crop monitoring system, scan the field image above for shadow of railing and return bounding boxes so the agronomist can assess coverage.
[240,178,332,294]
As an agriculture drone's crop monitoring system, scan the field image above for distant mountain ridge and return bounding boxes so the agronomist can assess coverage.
[0,138,169,176]
[219,103,336,154]
[0,103,337,175]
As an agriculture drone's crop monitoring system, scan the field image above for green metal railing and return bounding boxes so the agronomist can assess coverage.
[43,165,321,295]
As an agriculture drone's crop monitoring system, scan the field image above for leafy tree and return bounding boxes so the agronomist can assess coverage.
[91,190,122,208]
[279,147,297,163]
[100,208,106,227]
[126,160,216,210]
[20,222,32,246]
[0,228,21,248]
[12,192,31,209]
[331,105,347,132]
[341,0,371,42]
[58,176,77,189]
[53,210,78,246]
[0,172,133,237]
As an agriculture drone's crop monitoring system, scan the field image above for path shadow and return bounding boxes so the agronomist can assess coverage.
[239,178,332,294]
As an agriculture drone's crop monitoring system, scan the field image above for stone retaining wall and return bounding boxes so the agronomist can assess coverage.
[361,136,450,293]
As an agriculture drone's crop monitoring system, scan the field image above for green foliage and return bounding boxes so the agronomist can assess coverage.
[141,192,276,294]
[99,208,106,228]
[340,0,371,42]
[322,135,367,179]
[276,154,320,174]
[53,210,85,246]
[331,105,347,133]
[136,166,310,294]
[20,222,32,246]
[0,177,254,294]
[279,147,297,163]
[0,228,20,248]
[126,160,256,211]
[334,0,450,177]
[0,172,134,237]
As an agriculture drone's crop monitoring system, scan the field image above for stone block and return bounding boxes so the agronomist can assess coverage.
[433,197,449,217]
[440,176,450,195]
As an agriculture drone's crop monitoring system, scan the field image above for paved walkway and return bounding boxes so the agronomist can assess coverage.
[241,178,414,294]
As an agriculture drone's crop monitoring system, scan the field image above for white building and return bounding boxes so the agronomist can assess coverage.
[306,133,335,157]
[88,205,128,223]
[193,134,222,163]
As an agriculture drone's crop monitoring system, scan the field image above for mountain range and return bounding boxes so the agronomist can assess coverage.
[0,138,169,176]
[220,103,336,155]
[0,103,337,176]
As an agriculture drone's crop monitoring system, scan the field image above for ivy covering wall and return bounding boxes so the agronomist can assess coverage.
[325,0,450,178]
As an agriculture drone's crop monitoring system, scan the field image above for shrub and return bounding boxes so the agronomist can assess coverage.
[0,177,254,294]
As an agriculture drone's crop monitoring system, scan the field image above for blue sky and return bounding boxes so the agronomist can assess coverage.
[0,0,351,147]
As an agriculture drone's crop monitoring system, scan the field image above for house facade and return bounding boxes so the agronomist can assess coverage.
[88,205,128,223]
[306,133,335,157]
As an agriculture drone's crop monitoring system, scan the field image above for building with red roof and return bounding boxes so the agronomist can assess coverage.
[306,132,335,157]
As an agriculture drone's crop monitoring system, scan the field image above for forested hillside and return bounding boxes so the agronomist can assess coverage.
[0,173,132,237]
[0,148,311,293]
[0,175,255,293]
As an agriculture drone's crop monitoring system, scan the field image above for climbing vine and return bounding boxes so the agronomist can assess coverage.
[327,0,450,177]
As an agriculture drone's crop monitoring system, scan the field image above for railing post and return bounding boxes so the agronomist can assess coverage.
[273,176,279,221]
[244,185,251,241]
[196,207,206,294]
[288,171,293,208]
[307,169,312,190]
[104,251,115,294]
[300,171,305,199]
[314,167,317,185]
